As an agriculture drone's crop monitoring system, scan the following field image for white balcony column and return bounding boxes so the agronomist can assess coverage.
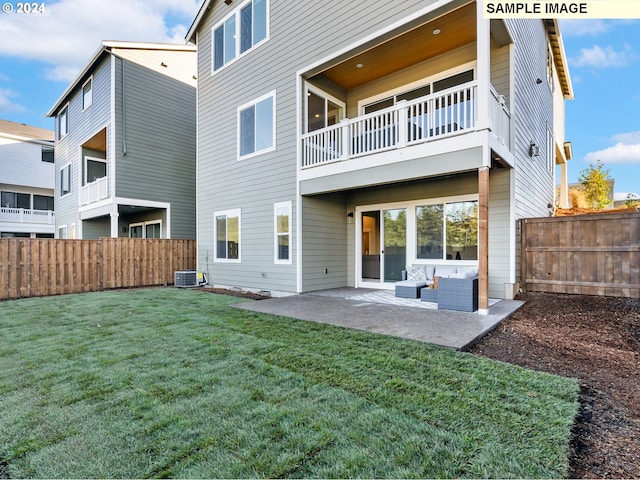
[340,118,350,160]
[110,208,119,238]
[558,160,570,208]
[397,100,408,149]
[476,2,491,143]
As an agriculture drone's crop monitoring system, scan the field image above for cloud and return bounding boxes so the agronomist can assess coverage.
[584,131,640,164]
[0,0,200,82]
[614,191,640,202]
[559,19,637,37]
[570,44,636,68]
[0,88,27,113]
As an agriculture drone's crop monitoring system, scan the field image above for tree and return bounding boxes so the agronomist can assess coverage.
[578,160,612,210]
[623,192,640,208]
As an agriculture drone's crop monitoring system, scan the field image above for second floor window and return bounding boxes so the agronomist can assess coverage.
[212,0,268,72]
[58,105,68,139]
[61,164,71,196]
[41,145,54,163]
[238,91,275,158]
[82,77,93,110]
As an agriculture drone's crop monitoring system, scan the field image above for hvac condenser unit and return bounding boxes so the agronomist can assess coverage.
[174,270,207,287]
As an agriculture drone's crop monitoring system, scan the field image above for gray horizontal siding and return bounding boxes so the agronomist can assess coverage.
[114,55,197,239]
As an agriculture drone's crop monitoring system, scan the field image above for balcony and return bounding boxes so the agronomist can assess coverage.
[0,207,55,225]
[301,82,510,169]
[80,176,108,206]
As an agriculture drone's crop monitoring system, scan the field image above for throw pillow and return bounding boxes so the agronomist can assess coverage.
[425,265,436,281]
[406,265,426,281]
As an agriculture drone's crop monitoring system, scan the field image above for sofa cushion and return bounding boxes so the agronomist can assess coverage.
[462,266,479,277]
[406,265,426,281]
[395,279,427,288]
[425,265,436,281]
[434,266,458,278]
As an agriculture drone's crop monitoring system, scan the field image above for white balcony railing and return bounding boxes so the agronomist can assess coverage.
[80,176,109,206]
[0,207,55,224]
[490,85,511,150]
[302,81,511,169]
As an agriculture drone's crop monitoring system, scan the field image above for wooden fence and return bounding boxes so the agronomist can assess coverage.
[521,212,640,298]
[0,238,196,300]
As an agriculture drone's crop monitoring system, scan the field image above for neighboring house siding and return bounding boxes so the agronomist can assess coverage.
[0,139,53,190]
[113,55,196,239]
[53,55,112,238]
[508,19,555,220]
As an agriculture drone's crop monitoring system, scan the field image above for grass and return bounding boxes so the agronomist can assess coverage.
[0,288,579,478]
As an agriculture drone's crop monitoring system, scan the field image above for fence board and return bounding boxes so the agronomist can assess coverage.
[0,238,195,300]
[521,212,640,298]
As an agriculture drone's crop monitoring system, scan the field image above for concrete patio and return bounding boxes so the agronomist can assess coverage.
[234,288,524,350]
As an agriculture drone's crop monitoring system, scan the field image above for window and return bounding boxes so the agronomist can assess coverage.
[214,209,240,261]
[41,145,54,163]
[274,201,291,263]
[306,87,344,133]
[129,220,162,238]
[238,91,275,158]
[60,164,71,196]
[416,200,478,261]
[58,225,67,239]
[212,0,268,72]
[82,77,93,109]
[84,156,107,185]
[1,191,30,209]
[33,195,54,211]
[58,105,68,138]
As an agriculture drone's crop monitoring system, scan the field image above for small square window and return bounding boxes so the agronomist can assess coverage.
[41,145,54,163]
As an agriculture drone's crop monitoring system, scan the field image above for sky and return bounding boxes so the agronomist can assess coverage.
[0,1,638,201]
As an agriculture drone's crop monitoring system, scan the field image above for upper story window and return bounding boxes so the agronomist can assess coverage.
[212,0,268,73]
[41,145,54,163]
[1,191,30,209]
[82,77,93,110]
[238,90,275,159]
[60,164,71,196]
[58,105,69,139]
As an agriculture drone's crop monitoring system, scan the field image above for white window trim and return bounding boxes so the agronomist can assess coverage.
[214,208,241,263]
[58,225,67,239]
[58,103,69,139]
[82,76,93,110]
[60,162,72,197]
[274,201,292,264]
[304,84,346,133]
[210,0,270,76]
[129,220,162,238]
[237,90,276,160]
[357,61,477,114]
[84,155,107,185]
[546,124,554,174]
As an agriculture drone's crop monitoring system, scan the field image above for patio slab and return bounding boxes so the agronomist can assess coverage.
[233,288,524,350]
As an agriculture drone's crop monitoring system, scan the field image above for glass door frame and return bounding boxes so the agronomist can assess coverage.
[355,201,409,290]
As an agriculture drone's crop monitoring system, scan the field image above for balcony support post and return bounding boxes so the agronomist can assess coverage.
[340,118,350,160]
[110,207,119,238]
[478,165,490,315]
[476,2,491,138]
[397,100,408,149]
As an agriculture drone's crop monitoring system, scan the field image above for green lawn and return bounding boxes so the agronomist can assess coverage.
[0,288,579,478]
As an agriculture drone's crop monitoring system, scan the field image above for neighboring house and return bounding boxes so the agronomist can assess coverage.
[0,119,55,238]
[567,180,615,209]
[46,41,197,240]
[186,0,573,310]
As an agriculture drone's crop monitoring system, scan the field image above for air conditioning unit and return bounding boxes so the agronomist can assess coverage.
[174,270,207,288]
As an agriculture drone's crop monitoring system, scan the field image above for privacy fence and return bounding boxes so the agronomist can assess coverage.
[0,238,196,300]
[521,212,640,298]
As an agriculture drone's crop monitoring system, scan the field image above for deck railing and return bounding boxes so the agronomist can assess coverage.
[80,176,108,205]
[302,81,510,169]
[0,207,55,224]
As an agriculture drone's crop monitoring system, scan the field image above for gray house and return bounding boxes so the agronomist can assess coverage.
[47,41,197,240]
[186,0,573,311]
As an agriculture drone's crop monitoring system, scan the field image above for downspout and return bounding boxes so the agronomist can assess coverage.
[121,58,127,157]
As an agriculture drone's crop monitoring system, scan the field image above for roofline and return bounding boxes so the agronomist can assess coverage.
[186,0,214,43]
[0,131,54,145]
[544,19,574,100]
[46,41,196,118]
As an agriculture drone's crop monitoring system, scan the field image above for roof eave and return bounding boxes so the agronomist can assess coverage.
[544,19,574,100]
[186,0,214,43]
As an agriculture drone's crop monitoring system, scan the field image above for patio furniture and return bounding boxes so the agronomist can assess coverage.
[395,280,425,298]
[419,287,438,303]
[437,276,479,312]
